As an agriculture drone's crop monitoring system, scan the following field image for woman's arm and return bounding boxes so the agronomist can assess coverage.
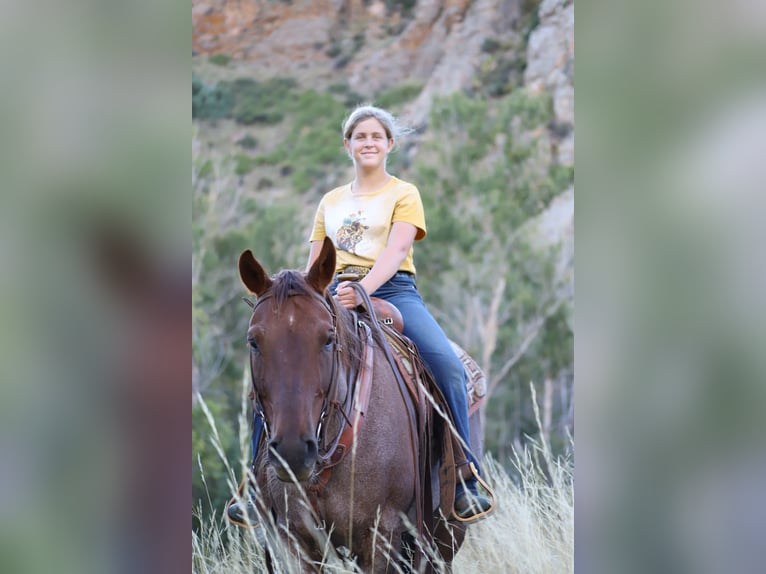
[335,221,417,309]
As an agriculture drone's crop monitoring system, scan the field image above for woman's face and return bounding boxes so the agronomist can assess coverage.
[344,117,394,170]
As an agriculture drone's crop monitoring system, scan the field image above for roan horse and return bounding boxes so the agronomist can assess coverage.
[238,237,483,573]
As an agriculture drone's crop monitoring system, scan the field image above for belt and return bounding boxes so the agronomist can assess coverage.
[337,266,414,280]
[337,265,371,280]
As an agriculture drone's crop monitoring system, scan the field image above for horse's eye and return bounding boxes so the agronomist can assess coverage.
[248,338,260,353]
[323,335,334,351]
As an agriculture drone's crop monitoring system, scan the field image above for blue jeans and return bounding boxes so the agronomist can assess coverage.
[332,272,481,481]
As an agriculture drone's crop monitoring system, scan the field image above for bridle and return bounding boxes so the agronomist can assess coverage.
[243,281,424,549]
[244,287,353,459]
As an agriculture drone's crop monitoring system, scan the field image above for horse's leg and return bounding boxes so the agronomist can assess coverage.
[363,531,403,574]
[263,547,276,574]
[296,544,324,574]
[361,512,406,574]
[271,528,320,574]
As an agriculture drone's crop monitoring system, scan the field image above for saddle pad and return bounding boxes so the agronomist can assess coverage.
[448,340,487,406]
[381,330,487,411]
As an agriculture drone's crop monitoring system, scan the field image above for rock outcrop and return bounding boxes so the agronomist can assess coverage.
[193,0,573,148]
[525,0,574,166]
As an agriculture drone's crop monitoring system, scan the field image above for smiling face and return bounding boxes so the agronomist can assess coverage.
[344,117,394,172]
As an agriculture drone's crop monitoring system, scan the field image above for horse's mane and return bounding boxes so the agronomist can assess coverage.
[268,270,363,371]
[268,270,313,307]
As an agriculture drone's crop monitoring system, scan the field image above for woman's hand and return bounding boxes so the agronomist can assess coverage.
[335,281,363,309]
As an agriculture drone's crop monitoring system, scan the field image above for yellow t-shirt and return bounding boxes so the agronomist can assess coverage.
[309,177,427,274]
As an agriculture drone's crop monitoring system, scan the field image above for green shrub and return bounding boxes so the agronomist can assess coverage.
[192,73,234,120]
[352,31,365,51]
[327,82,350,94]
[196,159,214,179]
[481,37,502,53]
[506,89,553,127]
[236,134,258,150]
[244,89,348,193]
[383,21,407,36]
[279,90,348,192]
[477,56,526,98]
[327,82,365,106]
[343,91,366,108]
[227,77,297,125]
[233,96,285,125]
[192,399,238,521]
[209,53,231,66]
[375,82,424,109]
[522,0,542,44]
[326,40,343,58]
[234,153,256,176]
[333,54,352,69]
[257,177,274,190]
[549,164,574,193]
[386,0,417,17]
[252,149,288,166]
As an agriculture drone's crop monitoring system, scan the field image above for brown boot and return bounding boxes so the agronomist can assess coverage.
[453,472,496,523]
[454,488,493,520]
[225,479,260,527]
[226,497,259,525]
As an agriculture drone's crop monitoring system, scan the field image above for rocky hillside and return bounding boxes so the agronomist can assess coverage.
[193,0,574,338]
[193,0,572,148]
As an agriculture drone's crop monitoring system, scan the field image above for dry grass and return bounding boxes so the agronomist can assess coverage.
[193,390,573,574]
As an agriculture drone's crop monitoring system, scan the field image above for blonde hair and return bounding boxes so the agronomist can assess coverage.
[342,104,413,147]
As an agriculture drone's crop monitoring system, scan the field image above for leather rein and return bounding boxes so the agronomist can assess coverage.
[246,283,428,566]
[244,286,375,501]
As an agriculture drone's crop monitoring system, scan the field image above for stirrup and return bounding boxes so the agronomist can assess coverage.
[451,462,497,524]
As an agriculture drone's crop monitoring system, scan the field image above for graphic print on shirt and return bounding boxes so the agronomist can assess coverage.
[336,211,369,254]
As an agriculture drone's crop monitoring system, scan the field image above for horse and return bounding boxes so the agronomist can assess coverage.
[238,237,484,573]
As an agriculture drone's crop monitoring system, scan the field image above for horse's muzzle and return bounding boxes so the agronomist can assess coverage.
[268,436,318,482]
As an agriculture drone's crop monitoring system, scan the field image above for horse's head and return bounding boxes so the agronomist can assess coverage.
[238,237,339,482]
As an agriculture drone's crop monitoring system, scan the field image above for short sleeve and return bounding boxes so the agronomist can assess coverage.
[309,198,327,242]
[392,184,427,241]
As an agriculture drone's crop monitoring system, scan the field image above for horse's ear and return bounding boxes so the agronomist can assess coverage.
[238,249,273,296]
[306,237,336,294]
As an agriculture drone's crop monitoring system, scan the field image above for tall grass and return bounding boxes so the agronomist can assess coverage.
[192,387,573,573]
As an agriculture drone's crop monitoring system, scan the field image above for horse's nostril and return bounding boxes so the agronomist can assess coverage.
[305,439,318,457]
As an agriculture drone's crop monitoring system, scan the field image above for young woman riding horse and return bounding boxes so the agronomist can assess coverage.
[228,105,492,532]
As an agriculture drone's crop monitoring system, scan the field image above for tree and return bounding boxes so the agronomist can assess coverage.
[412,91,573,460]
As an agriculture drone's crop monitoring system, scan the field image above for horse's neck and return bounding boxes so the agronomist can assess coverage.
[318,313,368,451]
[319,362,351,450]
